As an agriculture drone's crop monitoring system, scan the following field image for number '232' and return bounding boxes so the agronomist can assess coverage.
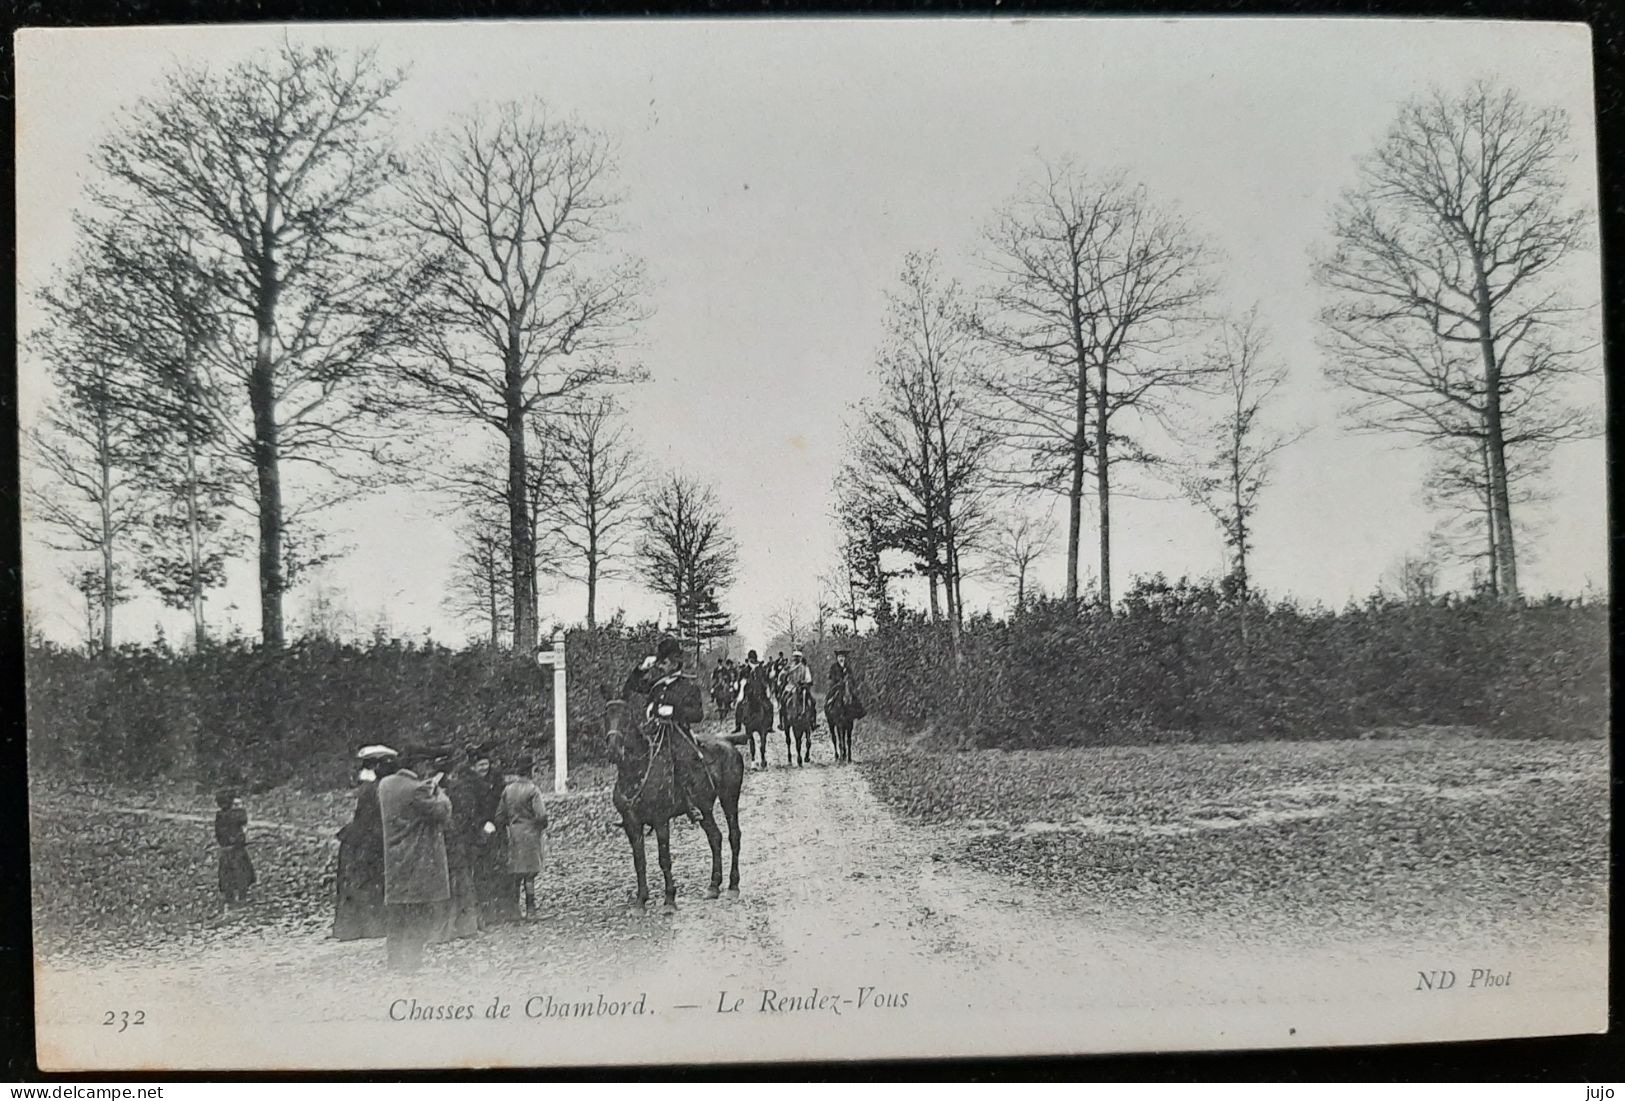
[102,1010,145,1032]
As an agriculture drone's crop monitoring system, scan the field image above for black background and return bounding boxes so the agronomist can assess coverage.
[0,0,1618,1082]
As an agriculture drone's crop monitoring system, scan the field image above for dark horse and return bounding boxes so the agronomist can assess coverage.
[825,678,863,763]
[710,671,734,721]
[738,669,775,769]
[603,691,745,910]
[781,686,816,767]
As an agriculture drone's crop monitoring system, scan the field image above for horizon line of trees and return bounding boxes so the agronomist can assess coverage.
[25,42,747,660]
[830,78,1599,664]
[24,52,1602,660]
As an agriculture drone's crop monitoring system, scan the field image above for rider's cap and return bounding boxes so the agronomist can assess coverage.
[355,744,398,761]
[791,649,804,658]
[656,636,682,661]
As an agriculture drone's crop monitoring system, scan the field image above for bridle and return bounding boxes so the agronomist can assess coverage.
[607,696,714,808]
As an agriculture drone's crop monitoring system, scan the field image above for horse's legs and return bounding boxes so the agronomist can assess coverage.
[783,728,792,767]
[625,821,649,907]
[698,805,723,899]
[654,819,676,911]
[722,790,742,893]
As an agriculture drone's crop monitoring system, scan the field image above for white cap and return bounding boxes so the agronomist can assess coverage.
[356,744,398,760]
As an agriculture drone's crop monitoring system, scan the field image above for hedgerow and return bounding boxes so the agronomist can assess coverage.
[833,578,1608,748]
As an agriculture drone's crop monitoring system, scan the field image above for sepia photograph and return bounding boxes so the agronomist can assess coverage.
[14,16,1610,1072]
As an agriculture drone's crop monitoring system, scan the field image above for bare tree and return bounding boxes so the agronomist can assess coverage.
[1179,309,1304,605]
[52,217,244,650]
[1423,431,1552,596]
[89,43,412,648]
[1315,80,1597,601]
[445,512,512,649]
[989,510,1053,614]
[636,473,739,640]
[1384,537,1447,605]
[26,348,146,655]
[979,163,1216,609]
[841,252,994,661]
[539,396,642,628]
[393,99,646,652]
[766,600,812,652]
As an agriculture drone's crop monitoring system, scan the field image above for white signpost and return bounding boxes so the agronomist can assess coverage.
[534,629,568,794]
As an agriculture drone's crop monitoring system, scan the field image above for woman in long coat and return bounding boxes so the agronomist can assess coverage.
[469,751,512,925]
[496,756,548,920]
[333,748,395,941]
[436,753,486,941]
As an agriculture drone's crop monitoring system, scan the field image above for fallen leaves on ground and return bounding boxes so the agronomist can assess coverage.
[860,727,1608,945]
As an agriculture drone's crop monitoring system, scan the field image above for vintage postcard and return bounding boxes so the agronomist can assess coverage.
[16,17,1608,1071]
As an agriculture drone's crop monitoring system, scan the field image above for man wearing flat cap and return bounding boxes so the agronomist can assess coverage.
[378,744,452,971]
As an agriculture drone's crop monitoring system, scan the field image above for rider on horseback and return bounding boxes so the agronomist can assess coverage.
[623,636,705,730]
[827,647,863,715]
[786,650,817,730]
[735,649,764,732]
[619,636,711,824]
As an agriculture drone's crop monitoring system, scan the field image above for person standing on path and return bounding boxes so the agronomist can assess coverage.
[213,790,255,905]
[496,755,549,920]
[439,748,486,940]
[378,745,452,971]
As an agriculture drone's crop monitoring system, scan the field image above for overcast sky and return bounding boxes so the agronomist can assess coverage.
[15,17,1607,650]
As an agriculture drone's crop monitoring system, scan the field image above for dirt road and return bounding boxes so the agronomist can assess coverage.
[33,749,1608,1070]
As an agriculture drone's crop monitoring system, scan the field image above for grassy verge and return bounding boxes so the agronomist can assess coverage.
[858,725,1609,944]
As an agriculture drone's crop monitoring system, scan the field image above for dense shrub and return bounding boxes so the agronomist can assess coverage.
[25,624,665,789]
[836,579,1609,749]
[24,584,1609,784]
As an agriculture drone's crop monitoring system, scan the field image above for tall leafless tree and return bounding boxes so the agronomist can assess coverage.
[1315,80,1597,601]
[392,99,646,652]
[91,42,413,648]
[26,303,147,655]
[841,253,994,661]
[979,163,1215,610]
[539,397,642,628]
[54,218,242,650]
[1179,309,1304,607]
[636,473,739,640]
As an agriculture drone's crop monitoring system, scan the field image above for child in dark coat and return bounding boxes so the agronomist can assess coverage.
[214,790,256,904]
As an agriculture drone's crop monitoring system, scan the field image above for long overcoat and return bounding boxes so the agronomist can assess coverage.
[378,769,452,905]
[497,778,548,876]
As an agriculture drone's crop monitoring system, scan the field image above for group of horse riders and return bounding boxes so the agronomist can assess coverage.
[709,648,858,735]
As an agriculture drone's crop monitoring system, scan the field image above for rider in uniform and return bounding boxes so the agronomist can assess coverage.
[619,636,709,822]
[622,636,706,731]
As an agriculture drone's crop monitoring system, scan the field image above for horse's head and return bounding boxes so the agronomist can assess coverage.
[601,688,635,765]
